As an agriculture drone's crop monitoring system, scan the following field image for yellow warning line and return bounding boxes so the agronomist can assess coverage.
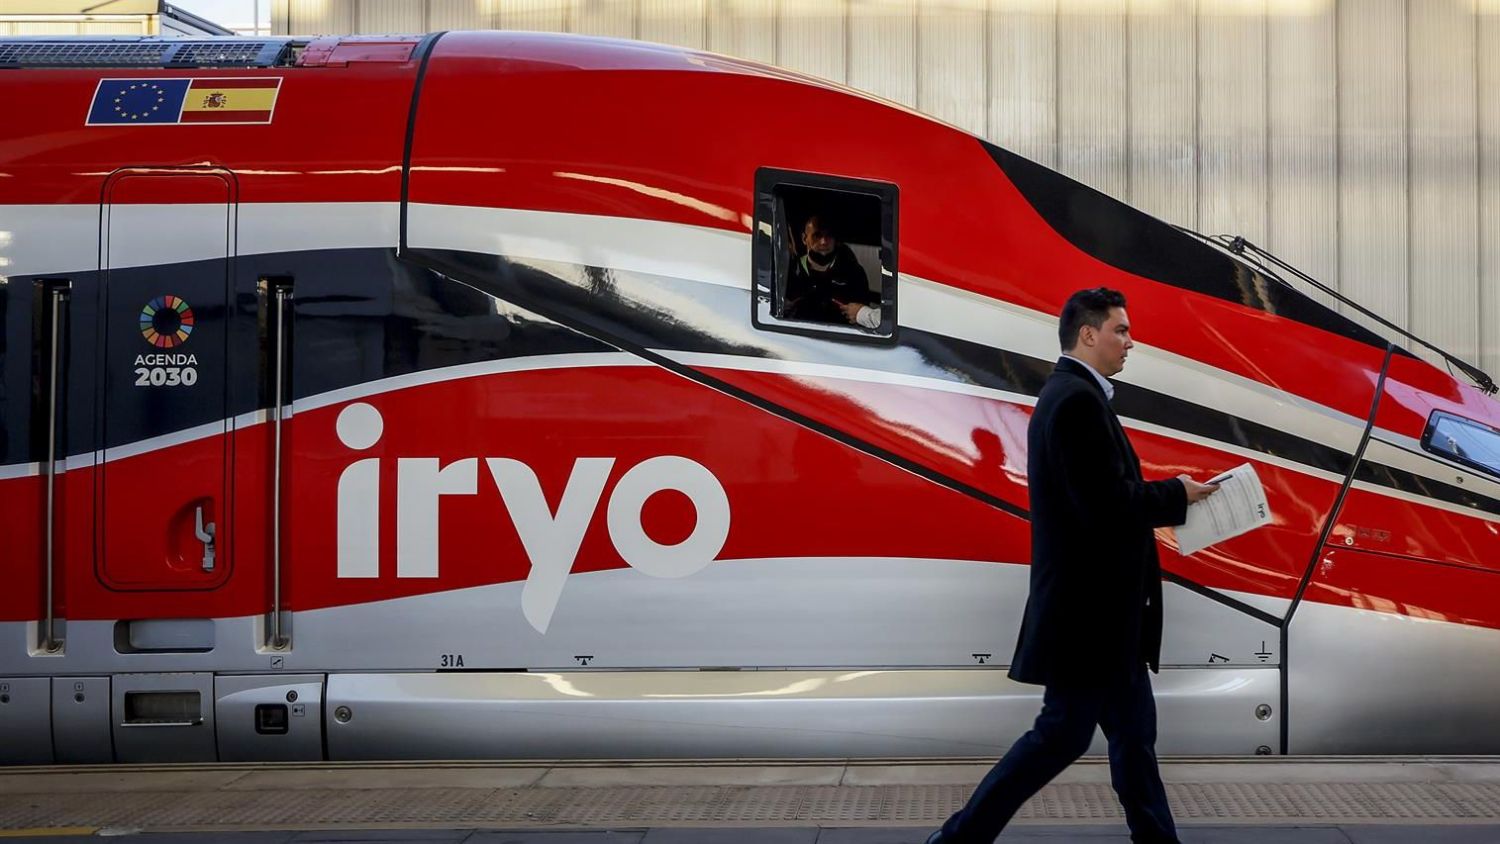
[0,829,97,838]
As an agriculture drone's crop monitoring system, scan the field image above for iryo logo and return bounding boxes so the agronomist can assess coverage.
[334,402,731,633]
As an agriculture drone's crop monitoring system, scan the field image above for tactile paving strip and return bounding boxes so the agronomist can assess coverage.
[7,779,1500,830]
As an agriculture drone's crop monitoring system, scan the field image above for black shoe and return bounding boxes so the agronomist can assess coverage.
[925,832,946,844]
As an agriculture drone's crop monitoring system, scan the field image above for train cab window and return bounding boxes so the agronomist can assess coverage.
[751,168,898,344]
[1422,410,1500,479]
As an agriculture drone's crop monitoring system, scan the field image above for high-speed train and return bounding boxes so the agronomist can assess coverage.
[3,31,1500,765]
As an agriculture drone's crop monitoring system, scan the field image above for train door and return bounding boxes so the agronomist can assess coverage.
[98,170,234,591]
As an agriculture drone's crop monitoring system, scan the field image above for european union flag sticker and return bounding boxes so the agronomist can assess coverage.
[87,79,191,125]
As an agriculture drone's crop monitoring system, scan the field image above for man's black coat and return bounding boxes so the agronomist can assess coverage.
[1008,356,1188,689]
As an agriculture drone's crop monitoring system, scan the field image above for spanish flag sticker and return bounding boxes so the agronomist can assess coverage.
[181,78,282,124]
[88,77,282,125]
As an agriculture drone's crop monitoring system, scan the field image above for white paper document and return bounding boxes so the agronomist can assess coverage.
[1172,463,1272,556]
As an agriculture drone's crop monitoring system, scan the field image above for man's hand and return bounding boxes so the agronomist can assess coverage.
[836,300,865,324]
[1178,474,1221,504]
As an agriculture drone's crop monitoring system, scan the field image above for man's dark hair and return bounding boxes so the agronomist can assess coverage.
[1058,287,1127,351]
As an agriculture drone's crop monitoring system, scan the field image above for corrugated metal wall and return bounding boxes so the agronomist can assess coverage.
[274,0,1500,376]
[0,19,152,34]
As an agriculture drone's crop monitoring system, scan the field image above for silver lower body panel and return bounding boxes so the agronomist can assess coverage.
[325,667,1280,760]
[1289,601,1500,754]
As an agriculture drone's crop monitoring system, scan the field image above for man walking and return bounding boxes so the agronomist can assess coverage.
[931,287,1221,843]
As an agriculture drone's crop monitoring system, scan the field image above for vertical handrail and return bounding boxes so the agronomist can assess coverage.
[269,285,290,650]
[41,284,68,654]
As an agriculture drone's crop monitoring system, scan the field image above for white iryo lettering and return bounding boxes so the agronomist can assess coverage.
[396,457,478,578]
[335,402,383,578]
[332,403,731,633]
[489,456,614,634]
[607,456,729,579]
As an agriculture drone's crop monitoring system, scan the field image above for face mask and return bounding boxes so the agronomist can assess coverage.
[808,248,834,265]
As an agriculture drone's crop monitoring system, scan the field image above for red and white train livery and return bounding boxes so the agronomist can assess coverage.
[2,32,1499,763]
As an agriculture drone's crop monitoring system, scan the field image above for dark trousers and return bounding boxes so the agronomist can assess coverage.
[939,667,1178,843]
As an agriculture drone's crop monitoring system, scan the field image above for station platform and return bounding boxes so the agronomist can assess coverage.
[4,757,1500,842]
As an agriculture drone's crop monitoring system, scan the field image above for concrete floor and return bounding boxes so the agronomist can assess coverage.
[5,826,1500,842]
[5,758,1500,841]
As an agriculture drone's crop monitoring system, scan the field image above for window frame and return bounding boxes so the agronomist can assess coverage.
[750,167,899,346]
[1420,409,1500,481]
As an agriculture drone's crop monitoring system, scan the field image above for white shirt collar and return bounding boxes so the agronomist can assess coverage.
[1061,354,1115,401]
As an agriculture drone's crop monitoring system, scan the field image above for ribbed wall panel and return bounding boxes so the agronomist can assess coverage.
[287,0,353,34]
[707,0,776,63]
[359,0,424,32]
[989,0,1056,167]
[777,0,848,82]
[572,0,634,38]
[917,2,986,136]
[1409,0,1479,365]
[640,0,707,48]
[849,0,917,107]
[1267,0,1337,309]
[1482,1,1500,377]
[1197,0,1266,243]
[1057,0,1129,199]
[1127,0,1195,225]
[92,22,147,34]
[1337,0,1407,331]
[12,21,80,34]
[260,0,1500,377]
[494,0,567,31]
[427,0,483,31]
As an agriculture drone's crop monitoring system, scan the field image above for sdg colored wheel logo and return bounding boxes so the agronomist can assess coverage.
[140,295,194,348]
